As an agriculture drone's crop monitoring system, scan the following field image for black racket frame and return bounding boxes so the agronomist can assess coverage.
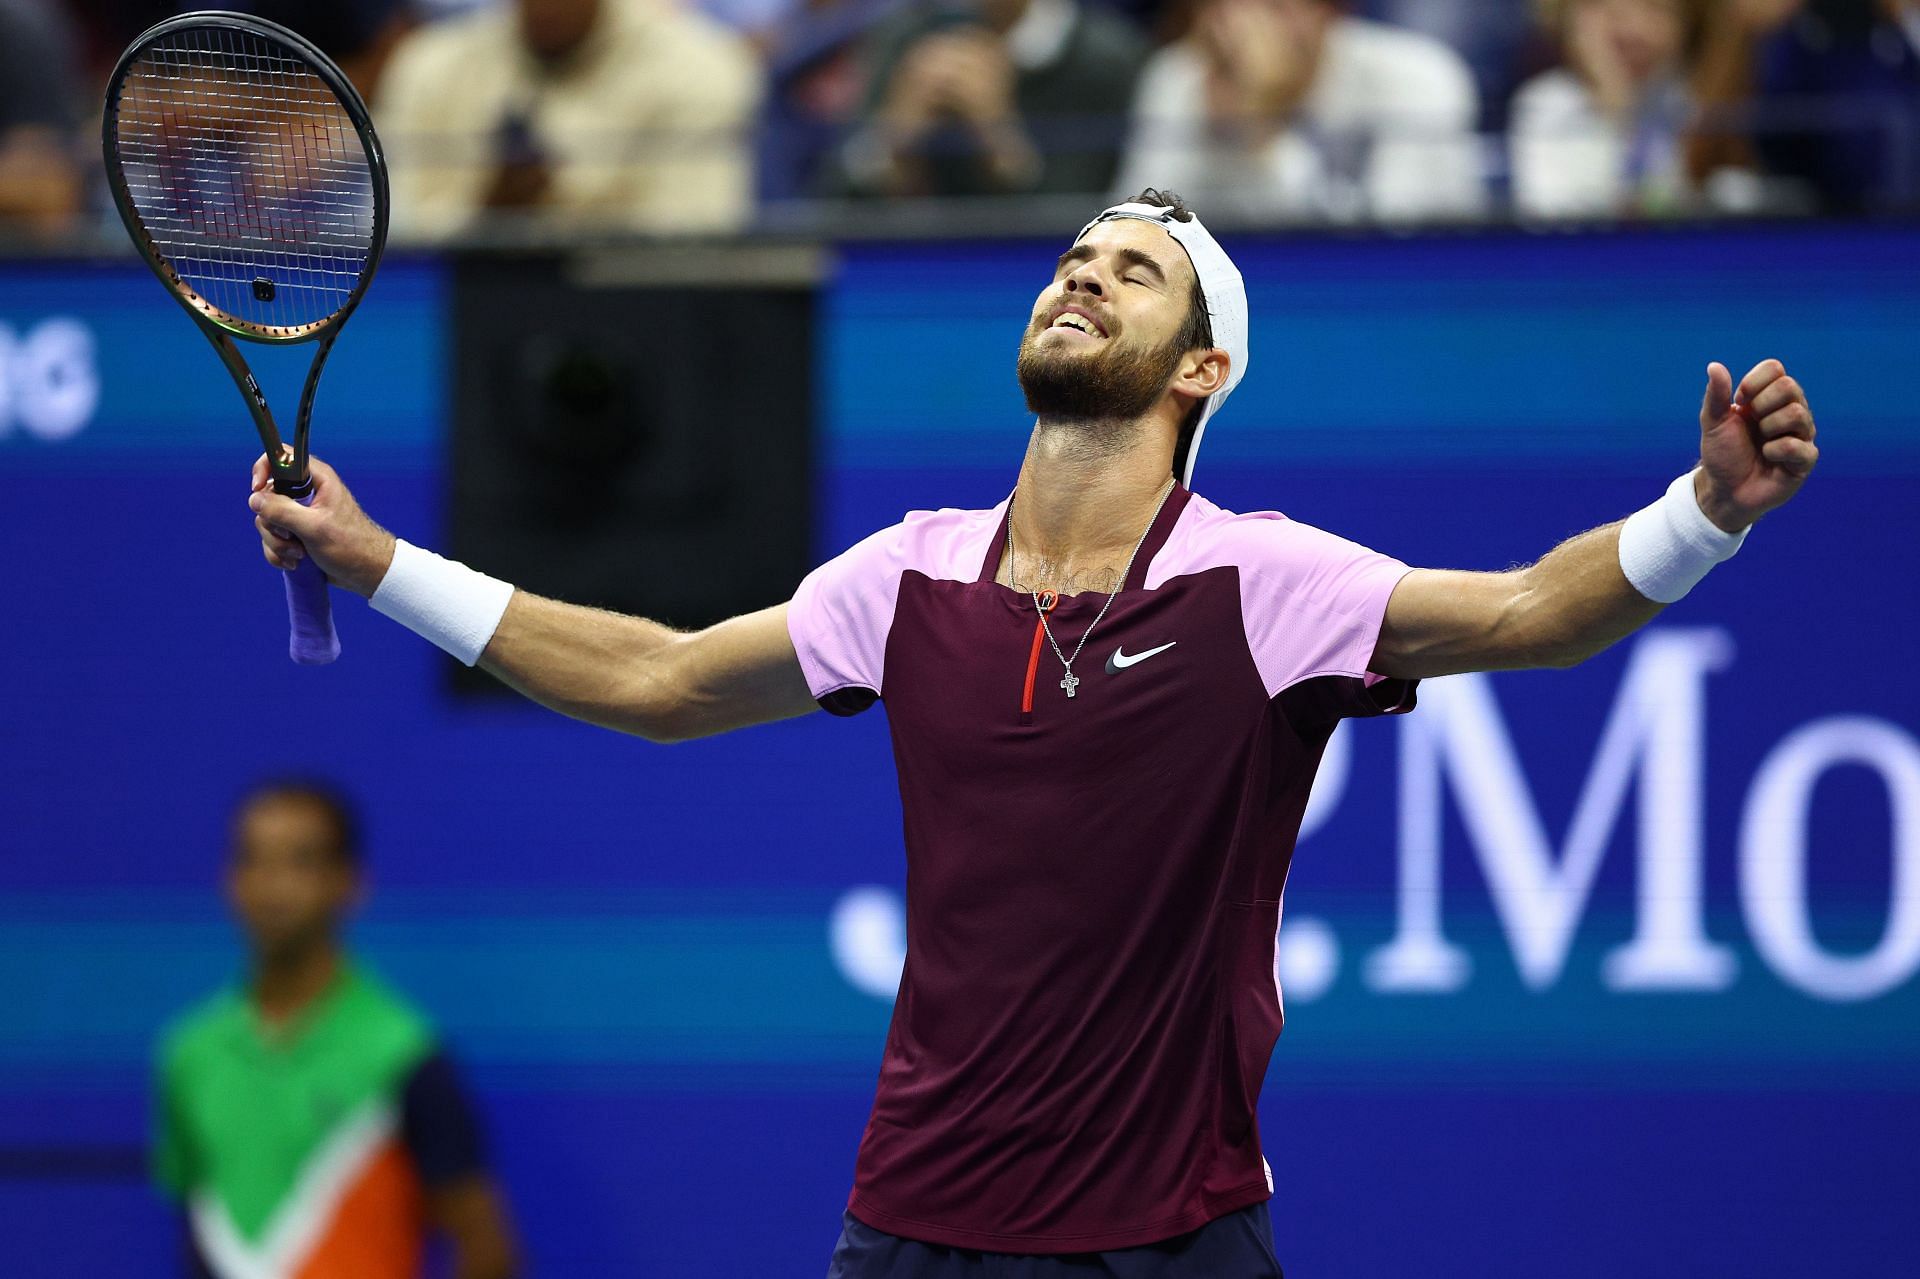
[101,10,391,501]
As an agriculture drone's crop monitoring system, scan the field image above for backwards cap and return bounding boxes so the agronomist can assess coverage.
[1076,201,1248,487]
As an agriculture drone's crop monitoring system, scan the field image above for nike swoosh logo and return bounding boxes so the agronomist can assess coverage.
[1106,642,1177,674]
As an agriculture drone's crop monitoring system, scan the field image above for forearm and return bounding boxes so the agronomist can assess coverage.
[1378,470,1751,679]
[351,535,706,738]
[970,119,1042,191]
[432,1179,519,1279]
[477,591,689,739]
[346,533,809,741]
[451,1244,516,1279]
[1378,363,1810,681]
[1507,522,1664,669]
[1378,523,1661,679]
[1516,466,1752,666]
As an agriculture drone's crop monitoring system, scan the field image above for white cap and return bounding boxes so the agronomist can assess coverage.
[1076,201,1248,487]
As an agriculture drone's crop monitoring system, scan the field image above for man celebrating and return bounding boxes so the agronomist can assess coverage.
[248,190,1818,1275]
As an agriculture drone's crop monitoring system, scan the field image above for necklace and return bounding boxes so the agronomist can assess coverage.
[1006,477,1175,700]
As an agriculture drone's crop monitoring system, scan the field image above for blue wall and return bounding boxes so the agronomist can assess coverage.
[2,222,1917,1277]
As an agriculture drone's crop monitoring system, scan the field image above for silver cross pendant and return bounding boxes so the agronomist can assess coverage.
[1060,671,1080,699]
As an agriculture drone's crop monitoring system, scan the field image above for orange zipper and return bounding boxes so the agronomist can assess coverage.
[1021,590,1058,715]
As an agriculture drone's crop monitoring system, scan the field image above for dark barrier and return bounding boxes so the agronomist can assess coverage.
[448,246,819,694]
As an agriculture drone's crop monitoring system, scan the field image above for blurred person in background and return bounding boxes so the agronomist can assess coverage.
[154,781,518,1279]
[216,0,419,100]
[0,0,83,237]
[1752,0,1920,211]
[1115,0,1486,222]
[1509,0,1714,218]
[756,0,903,201]
[73,1,416,101]
[377,0,762,238]
[1363,0,1538,123]
[825,0,1149,198]
[1682,0,1803,204]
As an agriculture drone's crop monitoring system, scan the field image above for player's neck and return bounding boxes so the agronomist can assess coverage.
[1012,416,1177,568]
[250,941,344,1026]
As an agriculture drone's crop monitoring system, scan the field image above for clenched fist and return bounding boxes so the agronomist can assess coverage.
[1695,359,1818,533]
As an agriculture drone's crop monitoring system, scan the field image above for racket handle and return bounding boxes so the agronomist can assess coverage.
[282,493,340,665]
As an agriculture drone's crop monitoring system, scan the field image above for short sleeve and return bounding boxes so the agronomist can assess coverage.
[1236,515,1414,704]
[399,1050,488,1189]
[787,522,912,717]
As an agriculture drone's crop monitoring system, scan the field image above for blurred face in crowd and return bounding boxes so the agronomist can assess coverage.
[1193,0,1337,117]
[1017,218,1205,423]
[518,0,604,64]
[227,793,359,963]
[1568,0,1688,86]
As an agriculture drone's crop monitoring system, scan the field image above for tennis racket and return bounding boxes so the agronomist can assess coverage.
[102,11,390,665]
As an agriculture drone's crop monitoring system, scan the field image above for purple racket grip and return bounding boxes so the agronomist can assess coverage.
[282,492,339,665]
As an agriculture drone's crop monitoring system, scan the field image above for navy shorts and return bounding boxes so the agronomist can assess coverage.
[824,1202,1284,1278]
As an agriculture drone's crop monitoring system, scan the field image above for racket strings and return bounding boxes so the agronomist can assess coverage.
[112,26,376,333]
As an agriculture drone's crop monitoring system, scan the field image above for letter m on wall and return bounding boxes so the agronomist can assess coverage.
[1367,629,1740,993]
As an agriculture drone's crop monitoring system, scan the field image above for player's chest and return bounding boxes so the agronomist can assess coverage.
[881,569,1267,752]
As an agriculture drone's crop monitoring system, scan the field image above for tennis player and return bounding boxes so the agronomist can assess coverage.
[249,189,1818,1277]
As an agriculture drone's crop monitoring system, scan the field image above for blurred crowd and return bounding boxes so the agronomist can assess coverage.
[3,0,1918,239]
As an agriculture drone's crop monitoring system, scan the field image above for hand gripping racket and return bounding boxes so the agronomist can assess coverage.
[103,11,390,664]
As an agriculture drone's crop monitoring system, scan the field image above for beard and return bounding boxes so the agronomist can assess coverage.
[1015,322,1186,425]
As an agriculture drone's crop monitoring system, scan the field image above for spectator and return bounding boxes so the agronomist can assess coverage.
[1116,0,1485,222]
[216,0,418,101]
[378,0,763,238]
[753,0,906,203]
[1753,0,1920,212]
[74,2,412,100]
[1682,0,1803,202]
[0,0,83,236]
[153,781,518,1279]
[1509,0,1712,218]
[1363,0,1537,124]
[827,0,1150,198]
[696,0,813,41]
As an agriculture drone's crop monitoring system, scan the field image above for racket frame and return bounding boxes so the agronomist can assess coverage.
[100,9,391,501]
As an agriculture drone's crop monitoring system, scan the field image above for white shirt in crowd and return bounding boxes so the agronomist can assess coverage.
[1508,68,1690,219]
[1115,16,1485,223]
[378,0,762,240]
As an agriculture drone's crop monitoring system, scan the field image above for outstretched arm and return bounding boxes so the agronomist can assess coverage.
[1372,359,1818,680]
[248,457,818,742]
[481,594,816,741]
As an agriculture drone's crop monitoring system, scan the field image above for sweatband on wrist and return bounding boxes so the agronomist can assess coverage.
[1617,470,1749,604]
[369,539,515,666]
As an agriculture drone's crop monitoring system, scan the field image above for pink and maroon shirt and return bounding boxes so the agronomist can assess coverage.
[788,484,1416,1253]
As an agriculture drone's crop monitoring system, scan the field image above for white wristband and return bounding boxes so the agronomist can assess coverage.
[1617,470,1749,604]
[369,539,515,666]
